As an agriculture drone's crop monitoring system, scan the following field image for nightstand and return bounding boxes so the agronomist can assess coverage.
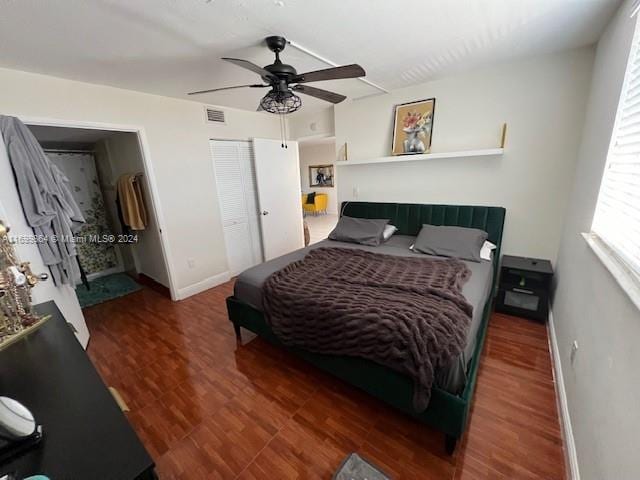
[496,255,553,322]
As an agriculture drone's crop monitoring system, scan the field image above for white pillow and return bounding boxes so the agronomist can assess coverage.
[480,241,496,261]
[382,224,398,241]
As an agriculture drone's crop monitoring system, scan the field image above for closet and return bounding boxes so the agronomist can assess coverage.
[210,140,263,275]
[25,124,171,307]
[210,138,305,276]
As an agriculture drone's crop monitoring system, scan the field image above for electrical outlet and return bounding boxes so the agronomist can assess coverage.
[187,258,196,269]
[570,340,579,365]
[353,186,359,199]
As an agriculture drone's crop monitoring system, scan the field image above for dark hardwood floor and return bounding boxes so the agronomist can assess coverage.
[85,281,566,479]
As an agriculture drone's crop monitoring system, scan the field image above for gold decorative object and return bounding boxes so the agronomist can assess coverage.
[500,122,508,148]
[0,220,49,349]
[337,142,349,162]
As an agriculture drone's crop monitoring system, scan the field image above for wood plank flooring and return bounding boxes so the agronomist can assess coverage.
[85,281,566,479]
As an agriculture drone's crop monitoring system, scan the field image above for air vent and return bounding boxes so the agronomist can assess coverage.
[205,107,226,124]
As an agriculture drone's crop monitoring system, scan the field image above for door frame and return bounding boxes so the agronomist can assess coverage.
[14,115,179,300]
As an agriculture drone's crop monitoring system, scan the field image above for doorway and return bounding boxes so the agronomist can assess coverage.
[298,137,339,244]
[27,124,171,307]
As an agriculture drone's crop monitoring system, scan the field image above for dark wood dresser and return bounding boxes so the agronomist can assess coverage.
[0,301,155,480]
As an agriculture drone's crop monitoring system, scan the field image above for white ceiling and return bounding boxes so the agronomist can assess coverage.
[0,0,621,113]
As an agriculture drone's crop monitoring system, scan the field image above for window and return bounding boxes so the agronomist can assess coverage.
[591,24,640,290]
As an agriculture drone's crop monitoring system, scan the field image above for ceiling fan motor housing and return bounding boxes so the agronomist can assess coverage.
[263,36,297,82]
[265,36,287,53]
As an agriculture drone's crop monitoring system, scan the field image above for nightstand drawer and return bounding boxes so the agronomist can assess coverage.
[504,289,540,311]
[496,287,549,322]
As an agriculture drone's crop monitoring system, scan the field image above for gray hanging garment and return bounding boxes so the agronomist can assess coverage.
[0,115,85,285]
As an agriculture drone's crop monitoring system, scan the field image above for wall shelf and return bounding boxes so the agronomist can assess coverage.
[335,148,504,166]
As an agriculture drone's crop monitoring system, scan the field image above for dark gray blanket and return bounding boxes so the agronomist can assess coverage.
[263,247,473,411]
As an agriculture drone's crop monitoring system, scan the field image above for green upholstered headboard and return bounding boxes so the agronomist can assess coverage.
[340,202,506,289]
[340,202,506,247]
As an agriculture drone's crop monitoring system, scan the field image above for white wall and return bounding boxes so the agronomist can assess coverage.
[335,47,594,261]
[298,141,338,214]
[0,67,280,299]
[552,2,640,479]
[93,137,137,273]
[0,143,90,347]
[289,107,335,140]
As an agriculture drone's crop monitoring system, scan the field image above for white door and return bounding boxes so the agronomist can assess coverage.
[210,141,263,275]
[253,138,304,260]
[0,141,90,346]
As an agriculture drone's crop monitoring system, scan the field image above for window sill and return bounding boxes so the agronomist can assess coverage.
[581,233,640,312]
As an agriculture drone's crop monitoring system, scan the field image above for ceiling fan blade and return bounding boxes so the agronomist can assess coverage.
[188,84,267,96]
[292,85,346,104]
[222,57,278,81]
[292,64,365,83]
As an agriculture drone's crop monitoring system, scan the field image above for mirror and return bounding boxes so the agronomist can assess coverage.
[0,396,36,440]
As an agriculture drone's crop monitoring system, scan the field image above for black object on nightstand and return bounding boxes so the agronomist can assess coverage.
[496,255,553,322]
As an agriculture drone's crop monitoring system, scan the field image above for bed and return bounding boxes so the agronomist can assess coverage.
[226,202,506,453]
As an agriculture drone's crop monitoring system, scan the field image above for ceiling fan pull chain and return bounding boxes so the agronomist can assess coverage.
[280,113,285,149]
[283,113,288,149]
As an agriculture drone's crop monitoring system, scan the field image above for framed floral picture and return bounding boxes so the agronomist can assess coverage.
[391,98,435,155]
[309,165,334,187]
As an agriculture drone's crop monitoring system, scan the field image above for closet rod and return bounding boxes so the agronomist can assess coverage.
[43,148,95,154]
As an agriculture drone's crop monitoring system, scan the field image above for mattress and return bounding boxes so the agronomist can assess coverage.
[233,234,494,394]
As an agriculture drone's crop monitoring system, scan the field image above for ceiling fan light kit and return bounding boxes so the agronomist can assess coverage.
[259,90,302,114]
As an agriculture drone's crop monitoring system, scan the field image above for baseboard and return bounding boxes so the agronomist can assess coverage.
[176,271,230,300]
[548,310,580,480]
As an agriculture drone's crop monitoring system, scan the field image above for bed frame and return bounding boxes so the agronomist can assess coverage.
[226,202,506,453]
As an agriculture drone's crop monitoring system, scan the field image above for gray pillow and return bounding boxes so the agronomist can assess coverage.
[413,225,488,262]
[328,216,390,246]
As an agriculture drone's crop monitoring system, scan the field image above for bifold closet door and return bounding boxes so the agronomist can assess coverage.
[252,138,304,260]
[210,141,263,276]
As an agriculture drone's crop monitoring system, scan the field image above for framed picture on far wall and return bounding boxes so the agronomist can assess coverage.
[391,98,435,155]
[309,165,334,187]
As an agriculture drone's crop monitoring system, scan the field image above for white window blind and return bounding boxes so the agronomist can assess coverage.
[592,28,640,282]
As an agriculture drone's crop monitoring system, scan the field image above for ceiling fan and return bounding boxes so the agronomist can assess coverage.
[188,36,366,114]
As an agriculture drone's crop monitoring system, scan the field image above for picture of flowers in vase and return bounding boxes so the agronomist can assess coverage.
[391,98,435,155]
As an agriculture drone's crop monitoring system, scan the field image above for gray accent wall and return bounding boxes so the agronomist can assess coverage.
[553,1,640,478]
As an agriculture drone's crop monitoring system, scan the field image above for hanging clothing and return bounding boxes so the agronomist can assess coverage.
[0,115,86,285]
[116,174,147,230]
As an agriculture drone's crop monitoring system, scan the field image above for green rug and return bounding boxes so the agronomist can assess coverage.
[75,273,142,308]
